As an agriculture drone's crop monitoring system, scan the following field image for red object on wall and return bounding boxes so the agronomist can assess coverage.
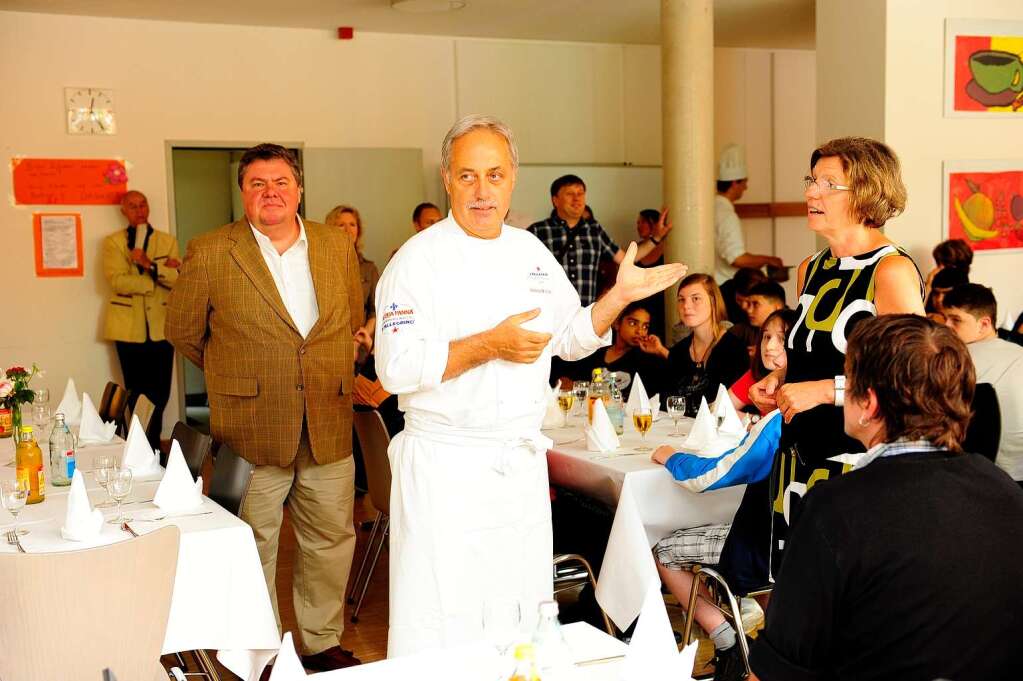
[11,158,128,205]
[337,26,354,40]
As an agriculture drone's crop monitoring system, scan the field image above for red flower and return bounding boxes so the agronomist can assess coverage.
[5,366,27,378]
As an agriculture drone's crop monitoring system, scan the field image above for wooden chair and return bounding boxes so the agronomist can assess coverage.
[348,410,392,623]
[0,526,180,681]
[207,442,255,518]
[130,394,156,437]
[168,422,213,481]
[98,382,131,436]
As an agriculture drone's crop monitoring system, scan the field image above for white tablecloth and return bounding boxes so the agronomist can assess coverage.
[314,621,628,680]
[0,437,280,681]
[545,413,745,629]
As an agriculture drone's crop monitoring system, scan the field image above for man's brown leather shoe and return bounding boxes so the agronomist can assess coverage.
[301,646,362,671]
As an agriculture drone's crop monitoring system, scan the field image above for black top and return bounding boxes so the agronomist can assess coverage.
[551,346,667,396]
[752,450,1023,681]
[665,330,747,415]
[770,244,921,572]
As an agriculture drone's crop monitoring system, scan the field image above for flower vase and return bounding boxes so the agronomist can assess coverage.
[10,405,22,443]
[0,407,11,438]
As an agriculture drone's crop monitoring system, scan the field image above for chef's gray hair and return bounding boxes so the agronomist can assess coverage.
[440,114,519,178]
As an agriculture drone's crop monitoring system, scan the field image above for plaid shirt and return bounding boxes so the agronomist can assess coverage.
[527,211,620,306]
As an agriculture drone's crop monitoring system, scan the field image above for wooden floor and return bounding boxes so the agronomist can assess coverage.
[168,456,755,678]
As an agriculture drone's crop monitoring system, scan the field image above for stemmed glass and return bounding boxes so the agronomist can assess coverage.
[93,455,115,508]
[1,479,30,536]
[666,396,686,437]
[106,467,133,524]
[572,381,589,418]
[482,597,522,658]
[633,406,654,451]
[556,389,575,427]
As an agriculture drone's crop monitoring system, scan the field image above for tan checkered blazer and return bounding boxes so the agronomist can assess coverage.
[165,218,364,467]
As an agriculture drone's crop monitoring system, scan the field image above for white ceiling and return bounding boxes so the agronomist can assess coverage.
[0,0,815,48]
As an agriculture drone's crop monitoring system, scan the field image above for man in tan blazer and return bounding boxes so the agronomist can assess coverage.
[166,144,364,671]
[102,190,179,446]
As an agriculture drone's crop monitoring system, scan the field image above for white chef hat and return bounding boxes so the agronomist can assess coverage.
[718,144,747,182]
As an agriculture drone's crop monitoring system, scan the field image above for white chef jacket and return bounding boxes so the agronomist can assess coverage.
[714,194,746,284]
[374,215,611,658]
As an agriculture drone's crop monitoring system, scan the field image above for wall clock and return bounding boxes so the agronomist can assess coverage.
[65,87,116,135]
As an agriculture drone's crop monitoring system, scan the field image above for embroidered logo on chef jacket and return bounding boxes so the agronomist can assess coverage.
[527,265,552,295]
[381,302,416,333]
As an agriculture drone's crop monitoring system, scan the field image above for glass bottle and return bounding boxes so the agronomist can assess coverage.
[587,368,610,424]
[508,643,541,681]
[48,413,76,486]
[607,381,625,435]
[15,425,45,504]
[532,600,573,678]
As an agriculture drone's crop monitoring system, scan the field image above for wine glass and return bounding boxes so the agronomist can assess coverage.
[106,467,133,524]
[572,381,589,418]
[633,406,654,451]
[33,388,49,406]
[93,455,115,508]
[1,479,30,536]
[32,404,51,436]
[556,389,575,427]
[482,597,522,658]
[666,396,686,437]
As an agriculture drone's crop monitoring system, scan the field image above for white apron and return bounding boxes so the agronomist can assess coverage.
[386,418,554,658]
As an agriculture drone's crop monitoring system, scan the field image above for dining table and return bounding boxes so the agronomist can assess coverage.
[0,431,280,681]
[544,410,745,630]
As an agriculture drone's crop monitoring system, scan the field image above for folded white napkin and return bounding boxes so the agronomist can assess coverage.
[585,399,620,453]
[61,469,105,541]
[153,440,203,513]
[55,377,82,427]
[649,393,661,422]
[712,384,746,437]
[625,372,649,416]
[622,584,698,681]
[77,392,117,444]
[542,380,563,429]
[121,414,162,475]
[268,632,306,681]
[684,396,718,450]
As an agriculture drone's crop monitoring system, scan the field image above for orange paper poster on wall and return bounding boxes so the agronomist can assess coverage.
[33,213,84,277]
[946,167,1023,252]
[946,19,1023,116]
[11,158,128,205]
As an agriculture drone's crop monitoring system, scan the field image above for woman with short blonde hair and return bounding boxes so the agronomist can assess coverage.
[325,205,378,346]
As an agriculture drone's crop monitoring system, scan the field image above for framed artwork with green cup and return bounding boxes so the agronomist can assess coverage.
[945,18,1023,117]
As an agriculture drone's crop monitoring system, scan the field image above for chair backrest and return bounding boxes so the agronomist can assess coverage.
[97,381,118,419]
[130,394,156,437]
[353,410,392,516]
[0,526,180,681]
[964,382,1001,462]
[169,422,212,480]
[208,442,255,517]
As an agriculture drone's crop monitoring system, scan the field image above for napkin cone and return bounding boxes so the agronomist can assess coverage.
[712,383,730,417]
[268,632,307,680]
[56,377,82,427]
[585,398,620,453]
[121,414,161,475]
[625,372,649,416]
[542,380,564,428]
[61,469,105,541]
[622,584,697,681]
[684,397,718,450]
[153,440,203,513]
[711,383,746,437]
[78,392,117,444]
[648,393,661,421]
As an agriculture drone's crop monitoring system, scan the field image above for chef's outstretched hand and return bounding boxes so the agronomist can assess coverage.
[614,242,688,303]
[490,309,552,364]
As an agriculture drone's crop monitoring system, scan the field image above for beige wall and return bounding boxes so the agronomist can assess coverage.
[884,0,1023,323]
[0,10,813,435]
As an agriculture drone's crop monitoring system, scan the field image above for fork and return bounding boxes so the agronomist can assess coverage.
[6,529,26,553]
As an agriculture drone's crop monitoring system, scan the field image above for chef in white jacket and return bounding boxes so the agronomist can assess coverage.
[375,114,687,657]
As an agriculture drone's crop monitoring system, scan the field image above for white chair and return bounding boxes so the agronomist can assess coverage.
[0,526,180,681]
[348,410,392,623]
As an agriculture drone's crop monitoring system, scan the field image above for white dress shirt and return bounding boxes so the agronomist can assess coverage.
[714,193,747,284]
[249,217,319,338]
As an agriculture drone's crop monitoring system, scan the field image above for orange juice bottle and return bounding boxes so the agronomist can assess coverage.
[15,425,45,504]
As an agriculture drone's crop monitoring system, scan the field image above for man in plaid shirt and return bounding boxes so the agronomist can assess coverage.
[527,174,673,306]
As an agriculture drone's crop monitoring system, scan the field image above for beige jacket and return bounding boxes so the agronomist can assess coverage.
[165,219,364,467]
[102,226,180,342]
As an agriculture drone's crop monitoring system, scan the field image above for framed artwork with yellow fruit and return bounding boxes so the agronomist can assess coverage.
[944,160,1023,253]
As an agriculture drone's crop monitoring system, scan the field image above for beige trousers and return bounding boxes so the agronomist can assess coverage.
[240,430,356,655]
